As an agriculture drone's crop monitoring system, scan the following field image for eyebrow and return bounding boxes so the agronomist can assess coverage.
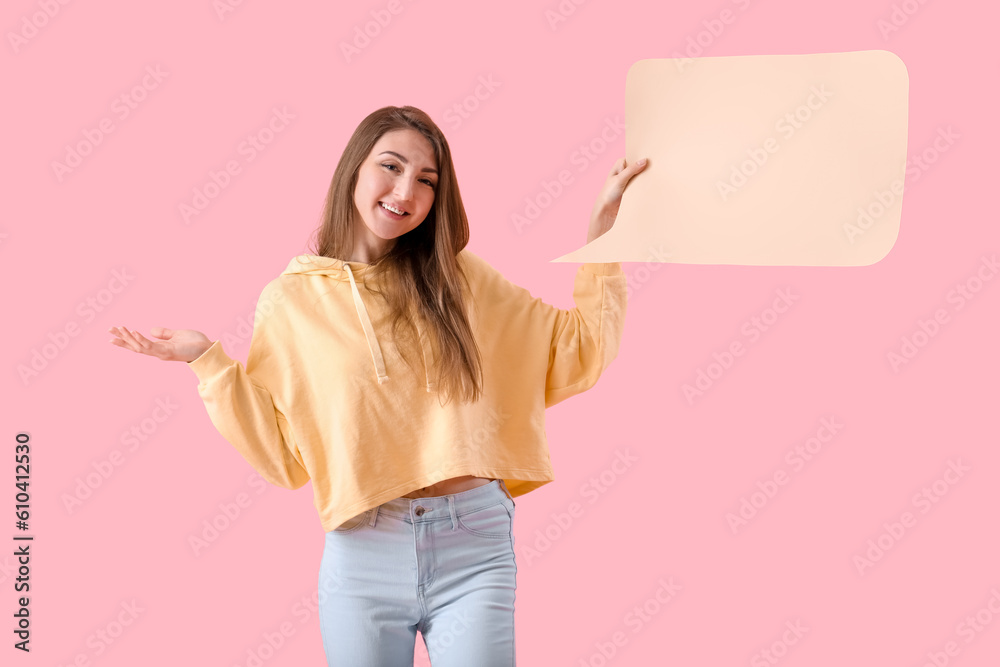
[378,151,439,175]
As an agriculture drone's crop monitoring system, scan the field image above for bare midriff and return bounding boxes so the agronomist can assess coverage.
[401,475,497,499]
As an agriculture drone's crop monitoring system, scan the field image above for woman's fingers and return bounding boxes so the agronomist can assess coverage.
[129,329,151,349]
[611,158,646,176]
[128,329,158,356]
[108,328,126,349]
[619,157,647,177]
[607,157,648,191]
[110,326,146,354]
[116,326,139,352]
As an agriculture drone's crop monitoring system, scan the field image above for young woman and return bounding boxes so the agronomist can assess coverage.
[109,105,646,665]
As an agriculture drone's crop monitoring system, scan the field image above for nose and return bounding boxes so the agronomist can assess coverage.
[393,178,416,203]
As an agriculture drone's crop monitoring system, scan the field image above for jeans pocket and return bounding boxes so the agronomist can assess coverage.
[332,509,371,534]
[456,501,512,539]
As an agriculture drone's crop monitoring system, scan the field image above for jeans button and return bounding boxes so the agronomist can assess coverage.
[415,506,426,516]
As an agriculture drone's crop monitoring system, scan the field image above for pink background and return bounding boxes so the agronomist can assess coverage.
[4,0,998,665]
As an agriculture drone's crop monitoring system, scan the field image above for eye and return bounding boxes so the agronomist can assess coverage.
[382,163,436,189]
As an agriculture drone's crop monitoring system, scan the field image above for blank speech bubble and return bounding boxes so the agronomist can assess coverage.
[552,50,909,267]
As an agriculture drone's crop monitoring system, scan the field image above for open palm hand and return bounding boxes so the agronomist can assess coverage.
[108,326,212,363]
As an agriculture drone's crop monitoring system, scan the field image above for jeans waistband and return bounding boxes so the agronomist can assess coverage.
[376,479,514,522]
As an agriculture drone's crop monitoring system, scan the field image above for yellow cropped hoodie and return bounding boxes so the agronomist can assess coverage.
[186,250,627,532]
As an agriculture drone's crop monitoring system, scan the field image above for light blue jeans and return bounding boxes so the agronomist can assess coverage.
[318,479,517,666]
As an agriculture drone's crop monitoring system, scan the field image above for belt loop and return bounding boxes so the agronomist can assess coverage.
[368,505,379,527]
[448,495,457,531]
[499,478,515,507]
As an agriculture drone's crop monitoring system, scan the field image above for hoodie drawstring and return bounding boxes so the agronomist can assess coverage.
[343,263,435,392]
[344,265,390,386]
[413,316,436,393]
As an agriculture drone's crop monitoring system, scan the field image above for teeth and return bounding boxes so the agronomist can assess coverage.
[380,202,405,215]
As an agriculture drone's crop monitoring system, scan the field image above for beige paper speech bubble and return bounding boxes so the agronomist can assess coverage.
[552,50,909,267]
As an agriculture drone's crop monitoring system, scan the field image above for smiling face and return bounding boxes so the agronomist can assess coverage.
[351,128,439,263]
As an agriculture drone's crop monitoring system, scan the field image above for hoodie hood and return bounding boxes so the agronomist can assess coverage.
[281,254,437,392]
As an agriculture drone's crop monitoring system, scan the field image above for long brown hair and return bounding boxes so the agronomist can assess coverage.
[306,105,484,406]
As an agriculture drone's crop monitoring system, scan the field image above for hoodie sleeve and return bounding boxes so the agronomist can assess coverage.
[543,262,627,408]
[464,252,628,409]
[185,282,310,490]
